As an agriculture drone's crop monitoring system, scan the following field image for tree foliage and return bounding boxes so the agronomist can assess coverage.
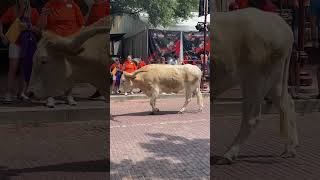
[110,0,199,27]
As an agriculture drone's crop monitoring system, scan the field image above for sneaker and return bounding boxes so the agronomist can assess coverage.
[124,92,128,96]
[46,97,56,108]
[18,93,31,102]
[3,93,14,103]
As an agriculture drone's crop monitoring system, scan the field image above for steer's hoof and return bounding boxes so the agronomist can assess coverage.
[154,108,160,112]
[280,150,296,158]
[149,111,156,115]
[68,101,77,106]
[211,155,234,165]
[46,104,55,108]
[46,102,55,108]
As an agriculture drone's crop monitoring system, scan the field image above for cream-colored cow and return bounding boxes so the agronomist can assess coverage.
[121,64,204,114]
[27,17,110,107]
[211,8,298,164]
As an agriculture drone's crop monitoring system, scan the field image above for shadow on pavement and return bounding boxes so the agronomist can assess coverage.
[113,111,179,117]
[211,154,281,166]
[113,110,202,117]
[0,160,109,178]
[110,133,210,179]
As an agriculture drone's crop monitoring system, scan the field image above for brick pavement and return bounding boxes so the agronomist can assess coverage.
[212,112,320,180]
[110,97,210,179]
[0,120,108,179]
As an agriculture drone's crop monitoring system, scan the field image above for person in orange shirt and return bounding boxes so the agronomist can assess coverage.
[123,55,137,73]
[110,58,122,94]
[86,0,110,26]
[37,0,85,107]
[138,58,146,69]
[0,0,40,103]
[38,0,85,37]
[122,55,137,96]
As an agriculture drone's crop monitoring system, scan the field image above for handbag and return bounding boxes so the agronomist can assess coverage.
[5,18,25,44]
[111,66,117,75]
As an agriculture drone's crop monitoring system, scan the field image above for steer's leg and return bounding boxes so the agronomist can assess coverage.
[195,86,204,112]
[221,98,262,163]
[149,88,160,114]
[217,81,265,165]
[178,88,193,113]
[270,84,298,158]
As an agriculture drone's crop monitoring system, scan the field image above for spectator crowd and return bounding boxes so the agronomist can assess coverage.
[110,52,211,95]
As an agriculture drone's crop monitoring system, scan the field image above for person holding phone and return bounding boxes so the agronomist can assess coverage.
[0,0,40,103]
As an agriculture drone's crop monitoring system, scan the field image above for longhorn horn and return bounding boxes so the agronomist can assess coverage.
[45,26,110,54]
[123,70,148,79]
[70,26,110,49]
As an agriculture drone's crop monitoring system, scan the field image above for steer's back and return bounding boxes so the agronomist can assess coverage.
[137,64,202,93]
[212,8,293,76]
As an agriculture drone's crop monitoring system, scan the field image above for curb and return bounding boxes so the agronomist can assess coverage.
[0,98,319,125]
[213,99,320,116]
[110,92,210,101]
[0,101,108,124]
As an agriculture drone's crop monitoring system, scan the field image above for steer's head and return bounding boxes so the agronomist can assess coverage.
[119,71,135,93]
[119,70,148,93]
[27,23,110,99]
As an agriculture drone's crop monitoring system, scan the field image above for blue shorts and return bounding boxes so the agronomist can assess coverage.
[115,72,122,86]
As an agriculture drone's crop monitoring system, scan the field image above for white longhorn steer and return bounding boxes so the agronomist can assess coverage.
[120,64,204,114]
[211,8,299,164]
[27,18,110,108]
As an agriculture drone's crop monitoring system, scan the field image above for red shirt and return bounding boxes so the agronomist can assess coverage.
[44,0,85,37]
[110,63,122,72]
[86,0,109,26]
[260,1,278,12]
[1,6,39,45]
[123,60,137,73]
[1,6,39,25]
[138,61,146,68]
[235,0,249,8]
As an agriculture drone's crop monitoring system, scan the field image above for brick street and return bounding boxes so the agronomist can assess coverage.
[212,112,320,180]
[110,97,210,179]
[0,120,108,179]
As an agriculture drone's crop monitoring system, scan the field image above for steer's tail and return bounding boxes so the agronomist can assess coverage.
[279,45,296,138]
[196,77,204,111]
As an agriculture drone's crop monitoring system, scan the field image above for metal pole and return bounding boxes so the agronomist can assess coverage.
[298,0,305,51]
[201,0,208,91]
[296,0,306,89]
